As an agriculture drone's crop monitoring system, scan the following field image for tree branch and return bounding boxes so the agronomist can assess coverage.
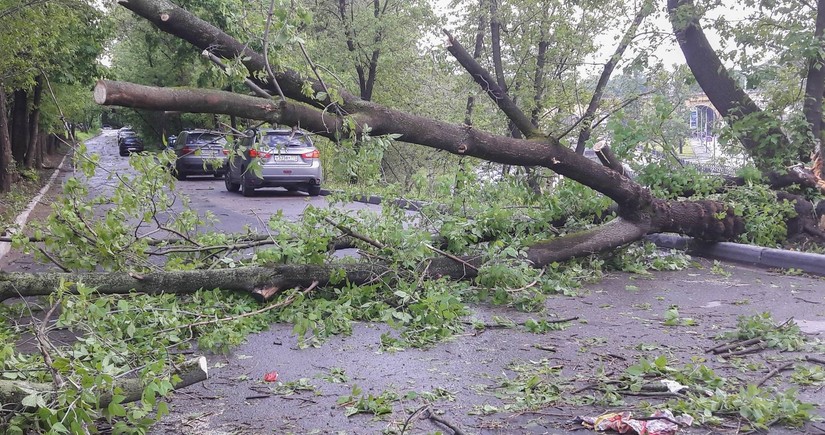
[442,29,541,139]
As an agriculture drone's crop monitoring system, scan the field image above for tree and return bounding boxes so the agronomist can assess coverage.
[6,1,825,431]
[0,0,106,190]
[95,0,777,268]
[668,0,825,191]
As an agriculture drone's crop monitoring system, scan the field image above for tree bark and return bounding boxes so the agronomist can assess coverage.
[10,89,28,164]
[0,263,391,302]
[806,0,825,180]
[0,86,14,192]
[24,75,44,168]
[463,0,486,125]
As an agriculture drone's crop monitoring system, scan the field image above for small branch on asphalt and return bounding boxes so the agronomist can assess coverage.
[756,360,797,387]
[399,404,429,435]
[725,343,767,357]
[806,355,825,366]
[506,268,545,293]
[422,407,467,435]
[706,337,763,354]
[33,304,67,390]
[36,247,71,273]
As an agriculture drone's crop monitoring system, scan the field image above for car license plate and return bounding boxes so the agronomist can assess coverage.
[271,155,298,162]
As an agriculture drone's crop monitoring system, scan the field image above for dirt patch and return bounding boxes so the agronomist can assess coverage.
[150,259,825,434]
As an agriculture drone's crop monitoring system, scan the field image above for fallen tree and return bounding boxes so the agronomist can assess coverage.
[0,356,208,410]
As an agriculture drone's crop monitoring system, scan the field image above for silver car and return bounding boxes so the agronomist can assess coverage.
[172,129,228,180]
[224,128,323,197]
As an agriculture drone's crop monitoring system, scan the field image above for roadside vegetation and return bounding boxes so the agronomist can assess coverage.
[2,0,825,433]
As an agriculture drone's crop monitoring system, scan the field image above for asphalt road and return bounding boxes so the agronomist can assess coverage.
[93,129,372,234]
[3,131,825,434]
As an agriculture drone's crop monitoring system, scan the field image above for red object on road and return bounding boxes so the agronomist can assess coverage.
[263,371,279,382]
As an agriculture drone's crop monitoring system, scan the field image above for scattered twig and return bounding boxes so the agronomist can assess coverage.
[707,337,763,354]
[506,268,545,293]
[422,408,466,435]
[806,356,825,366]
[33,304,67,390]
[202,50,271,98]
[756,360,796,387]
[725,343,767,357]
[546,316,579,324]
[324,217,385,250]
[619,391,687,398]
[156,281,318,335]
[399,404,429,435]
[423,243,478,272]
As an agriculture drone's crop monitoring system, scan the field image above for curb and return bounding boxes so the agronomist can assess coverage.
[0,152,70,262]
[645,234,825,277]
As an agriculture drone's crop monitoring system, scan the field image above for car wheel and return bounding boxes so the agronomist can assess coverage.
[307,185,322,197]
[175,170,187,181]
[241,176,255,197]
[224,173,240,192]
[119,150,127,157]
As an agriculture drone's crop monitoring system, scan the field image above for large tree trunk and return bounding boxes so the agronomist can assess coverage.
[807,0,825,181]
[24,76,44,169]
[10,89,28,164]
[0,87,14,192]
[668,0,797,169]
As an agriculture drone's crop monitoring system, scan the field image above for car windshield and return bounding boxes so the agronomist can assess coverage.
[187,133,225,146]
[262,133,310,148]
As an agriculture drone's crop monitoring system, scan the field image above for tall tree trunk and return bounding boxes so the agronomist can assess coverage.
[10,89,29,164]
[464,0,486,125]
[807,0,825,180]
[530,36,548,127]
[0,87,14,193]
[25,76,44,168]
[667,0,795,170]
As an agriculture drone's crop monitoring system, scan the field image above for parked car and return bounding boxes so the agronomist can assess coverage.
[119,133,144,156]
[171,129,228,180]
[224,128,322,197]
[117,128,135,146]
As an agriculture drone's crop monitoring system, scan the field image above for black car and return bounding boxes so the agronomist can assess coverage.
[119,135,144,156]
[171,129,228,180]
